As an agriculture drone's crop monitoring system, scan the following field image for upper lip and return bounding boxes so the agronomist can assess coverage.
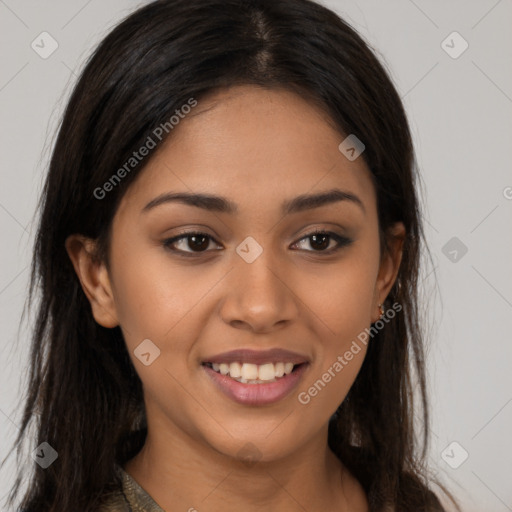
[203,348,309,365]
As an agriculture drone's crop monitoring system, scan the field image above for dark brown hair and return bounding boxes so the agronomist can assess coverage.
[4,0,458,510]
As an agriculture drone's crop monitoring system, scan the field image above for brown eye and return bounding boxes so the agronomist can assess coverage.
[163,232,221,255]
[163,230,352,258]
[185,234,210,251]
[292,231,352,253]
[308,233,330,251]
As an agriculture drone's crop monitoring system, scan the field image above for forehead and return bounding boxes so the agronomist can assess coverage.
[118,85,376,218]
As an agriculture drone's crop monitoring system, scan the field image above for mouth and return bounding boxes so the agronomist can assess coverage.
[202,361,306,384]
[201,348,310,405]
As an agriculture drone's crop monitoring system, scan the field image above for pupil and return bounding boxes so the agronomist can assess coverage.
[311,233,329,251]
[186,234,331,252]
[189,235,209,251]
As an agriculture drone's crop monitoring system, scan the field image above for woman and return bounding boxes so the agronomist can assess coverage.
[5,0,459,510]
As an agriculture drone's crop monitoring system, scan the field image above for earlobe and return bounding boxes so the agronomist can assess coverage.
[65,235,119,328]
[372,222,406,322]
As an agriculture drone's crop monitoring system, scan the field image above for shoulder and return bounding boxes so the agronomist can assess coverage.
[94,464,132,512]
[96,491,131,512]
[98,463,165,512]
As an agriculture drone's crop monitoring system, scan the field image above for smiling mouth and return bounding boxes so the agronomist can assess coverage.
[202,361,306,384]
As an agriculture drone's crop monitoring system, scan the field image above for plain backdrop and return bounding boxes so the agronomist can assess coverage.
[1,1,511,510]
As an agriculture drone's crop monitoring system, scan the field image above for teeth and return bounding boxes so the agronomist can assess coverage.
[284,362,294,374]
[208,361,299,382]
[229,362,242,378]
[241,363,259,380]
[274,362,285,378]
[258,363,275,381]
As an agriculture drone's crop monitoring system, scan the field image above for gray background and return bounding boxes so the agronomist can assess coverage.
[1,1,511,510]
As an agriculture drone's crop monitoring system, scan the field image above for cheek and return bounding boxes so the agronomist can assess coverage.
[296,253,379,340]
[293,250,377,411]
[295,264,375,415]
[109,238,213,347]
[108,247,212,420]
[296,343,367,421]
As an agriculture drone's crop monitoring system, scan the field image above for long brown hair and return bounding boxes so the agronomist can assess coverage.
[4,0,458,510]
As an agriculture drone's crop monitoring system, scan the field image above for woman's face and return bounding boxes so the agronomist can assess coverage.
[71,85,403,463]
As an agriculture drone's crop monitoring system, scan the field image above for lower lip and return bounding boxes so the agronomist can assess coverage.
[202,363,309,406]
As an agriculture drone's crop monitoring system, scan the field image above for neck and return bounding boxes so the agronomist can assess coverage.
[124,411,367,511]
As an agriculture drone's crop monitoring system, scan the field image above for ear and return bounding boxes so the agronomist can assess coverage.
[372,222,405,323]
[65,234,119,328]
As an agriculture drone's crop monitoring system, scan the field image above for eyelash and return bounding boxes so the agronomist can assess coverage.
[162,229,352,258]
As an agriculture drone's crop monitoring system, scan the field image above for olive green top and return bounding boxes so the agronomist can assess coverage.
[99,465,165,512]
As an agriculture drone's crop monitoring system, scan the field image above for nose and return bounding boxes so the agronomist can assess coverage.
[219,247,299,334]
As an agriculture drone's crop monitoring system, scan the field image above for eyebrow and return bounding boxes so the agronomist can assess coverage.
[141,188,365,215]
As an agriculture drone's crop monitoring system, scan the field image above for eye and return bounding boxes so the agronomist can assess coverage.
[291,230,352,254]
[163,232,221,256]
[162,229,352,257]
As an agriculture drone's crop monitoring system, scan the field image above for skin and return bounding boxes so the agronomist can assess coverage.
[66,85,404,511]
